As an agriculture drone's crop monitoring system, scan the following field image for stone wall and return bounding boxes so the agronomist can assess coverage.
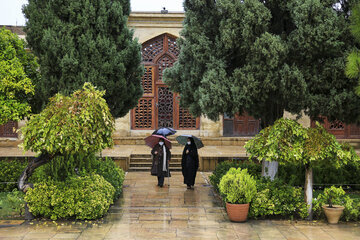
[283,111,311,128]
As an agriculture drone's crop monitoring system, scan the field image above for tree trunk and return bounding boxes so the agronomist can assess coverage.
[304,164,313,220]
[261,161,278,180]
[18,153,51,192]
[18,153,52,220]
[260,108,283,180]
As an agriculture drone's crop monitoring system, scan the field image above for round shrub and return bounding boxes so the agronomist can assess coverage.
[219,168,257,204]
[209,160,261,192]
[95,157,125,200]
[30,155,125,200]
[25,174,115,220]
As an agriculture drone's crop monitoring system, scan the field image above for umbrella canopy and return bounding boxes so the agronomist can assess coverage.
[176,135,204,149]
[145,134,172,149]
[152,127,177,137]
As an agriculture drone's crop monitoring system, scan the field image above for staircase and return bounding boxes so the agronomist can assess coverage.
[129,153,183,171]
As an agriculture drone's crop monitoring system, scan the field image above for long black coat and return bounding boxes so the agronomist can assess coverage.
[181,139,199,186]
[151,143,171,177]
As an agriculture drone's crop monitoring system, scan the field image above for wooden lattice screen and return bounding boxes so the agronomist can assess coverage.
[0,121,18,138]
[132,33,199,130]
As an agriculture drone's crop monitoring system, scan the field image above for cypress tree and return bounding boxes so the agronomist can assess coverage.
[23,0,143,117]
[346,1,360,94]
[164,0,360,126]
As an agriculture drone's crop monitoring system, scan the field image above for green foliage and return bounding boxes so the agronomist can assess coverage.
[0,27,39,124]
[323,186,346,208]
[313,190,360,221]
[277,160,360,188]
[95,158,125,200]
[164,0,360,126]
[21,83,115,155]
[0,190,25,218]
[30,155,125,200]
[219,168,257,204]
[347,2,360,95]
[30,154,97,182]
[245,119,359,168]
[23,0,143,116]
[249,178,308,219]
[0,159,27,192]
[209,160,261,192]
[25,174,115,220]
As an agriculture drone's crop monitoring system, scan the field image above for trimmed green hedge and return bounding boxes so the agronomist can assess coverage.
[0,159,27,192]
[209,161,261,192]
[31,155,125,200]
[95,157,125,200]
[209,160,360,191]
[249,178,308,219]
[25,174,115,220]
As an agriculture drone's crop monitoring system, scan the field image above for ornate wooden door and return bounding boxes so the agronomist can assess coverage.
[0,121,18,138]
[223,113,260,136]
[131,33,199,130]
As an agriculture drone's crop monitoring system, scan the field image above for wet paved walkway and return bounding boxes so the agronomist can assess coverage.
[1,172,360,239]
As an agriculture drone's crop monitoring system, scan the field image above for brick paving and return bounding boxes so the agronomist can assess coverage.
[0,172,360,239]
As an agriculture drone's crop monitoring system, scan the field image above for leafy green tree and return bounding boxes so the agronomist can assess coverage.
[0,27,39,125]
[164,0,360,178]
[245,118,359,219]
[19,83,115,191]
[23,0,143,116]
[346,2,360,94]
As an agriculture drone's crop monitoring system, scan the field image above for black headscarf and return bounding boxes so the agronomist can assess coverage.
[183,137,198,157]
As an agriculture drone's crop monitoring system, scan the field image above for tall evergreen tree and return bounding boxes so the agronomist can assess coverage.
[346,1,360,94]
[164,0,360,178]
[23,0,143,117]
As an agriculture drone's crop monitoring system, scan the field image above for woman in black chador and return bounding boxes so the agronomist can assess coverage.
[151,138,171,187]
[181,137,199,189]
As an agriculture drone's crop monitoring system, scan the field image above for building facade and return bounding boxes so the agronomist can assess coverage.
[1,12,360,140]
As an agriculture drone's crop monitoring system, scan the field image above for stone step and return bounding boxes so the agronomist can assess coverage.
[0,139,22,148]
[130,162,182,167]
[113,136,252,147]
[131,159,182,164]
[130,154,182,159]
[128,166,182,171]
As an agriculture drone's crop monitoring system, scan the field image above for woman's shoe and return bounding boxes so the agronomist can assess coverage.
[187,185,191,189]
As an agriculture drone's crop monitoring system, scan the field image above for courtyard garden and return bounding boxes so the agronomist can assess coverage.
[1,0,360,231]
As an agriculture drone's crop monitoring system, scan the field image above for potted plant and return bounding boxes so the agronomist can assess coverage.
[321,186,345,224]
[218,168,257,222]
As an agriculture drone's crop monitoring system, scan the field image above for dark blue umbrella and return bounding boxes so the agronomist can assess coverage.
[152,127,177,137]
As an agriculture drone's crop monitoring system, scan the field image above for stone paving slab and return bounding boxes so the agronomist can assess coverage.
[0,220,24,228]
[1,172,360,239]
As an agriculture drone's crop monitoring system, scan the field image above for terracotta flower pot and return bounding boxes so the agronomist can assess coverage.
[322,205,345,224]
[226,202,250,222]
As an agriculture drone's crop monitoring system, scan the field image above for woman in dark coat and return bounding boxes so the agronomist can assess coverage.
[151,138,171,187]
[181,137,199,189]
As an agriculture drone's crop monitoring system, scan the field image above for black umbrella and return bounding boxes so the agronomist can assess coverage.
[152,127,177,137]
